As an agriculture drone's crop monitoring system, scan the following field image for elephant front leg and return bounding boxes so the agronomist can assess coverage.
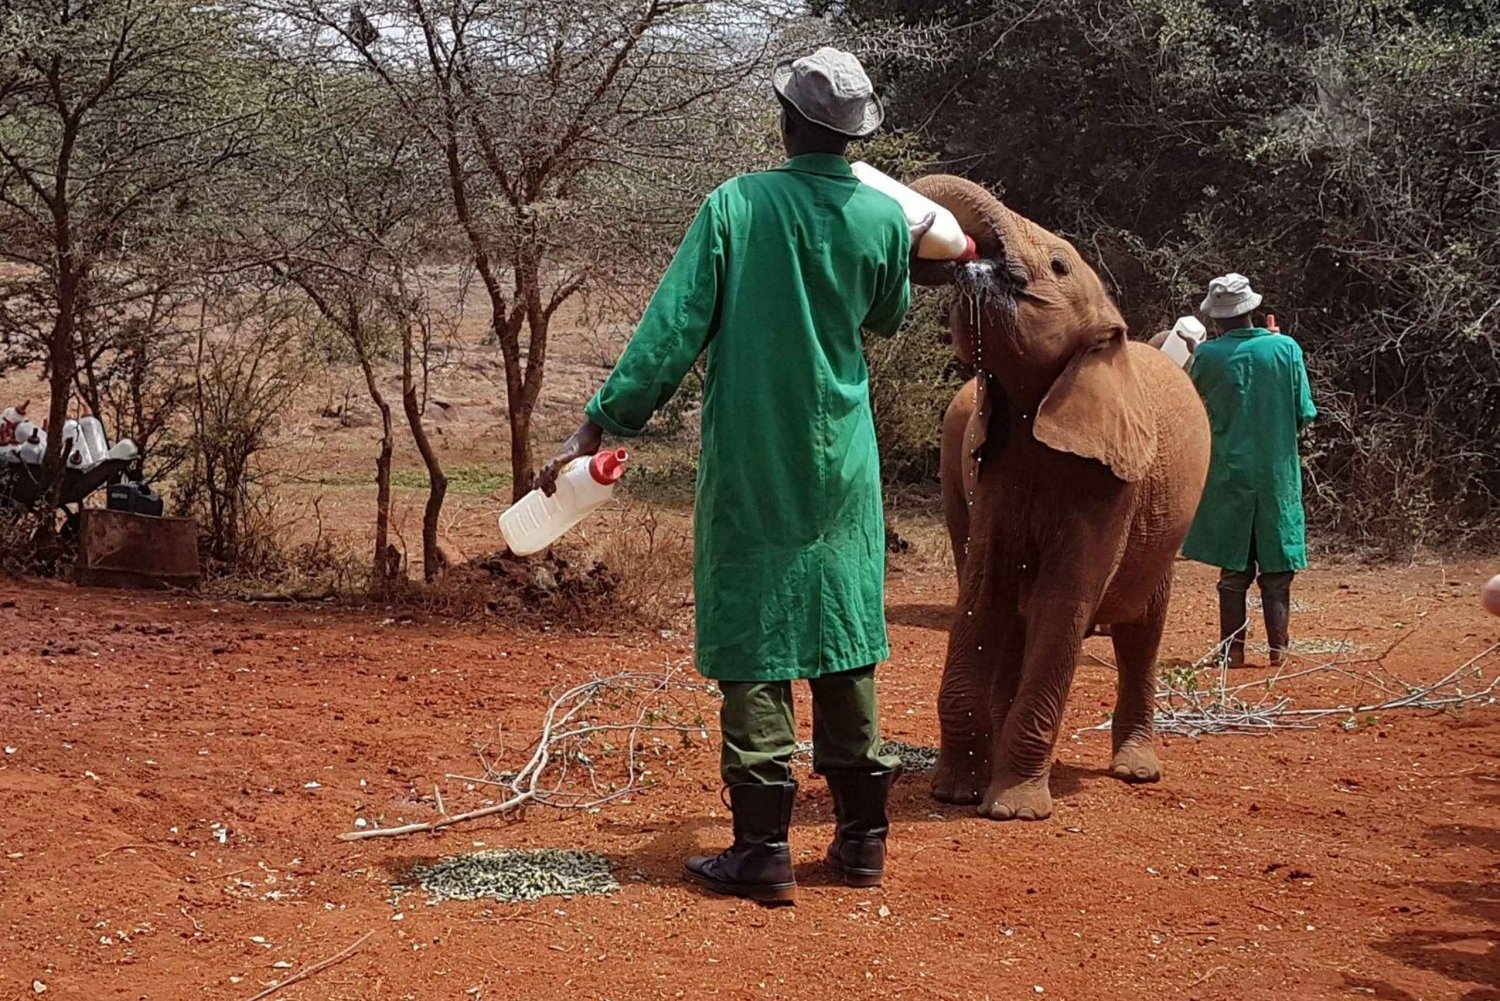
[981,594,1091,822]
[933,645,990,805]
[932,588,1016,804]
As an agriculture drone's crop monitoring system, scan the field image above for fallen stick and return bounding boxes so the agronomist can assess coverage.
[237,588,336,603]
[338,791,535,841]
[242,930,375,1001]
[1189,966,1228,990]
[96,843,183,862]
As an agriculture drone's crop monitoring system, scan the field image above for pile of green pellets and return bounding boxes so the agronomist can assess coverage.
[792,737,939,773]
[410,848,619,904]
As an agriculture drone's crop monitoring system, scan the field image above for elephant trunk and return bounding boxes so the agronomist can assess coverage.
[909,175,1011,262]
[907,175,1020,367]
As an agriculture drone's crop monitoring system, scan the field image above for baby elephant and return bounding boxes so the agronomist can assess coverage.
[914,175,1210,821]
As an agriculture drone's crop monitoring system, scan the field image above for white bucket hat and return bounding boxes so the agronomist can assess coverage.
[1200,273,1264,319]
[772,47,883,139]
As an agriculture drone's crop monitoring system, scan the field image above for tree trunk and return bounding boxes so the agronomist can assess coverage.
[400,308,446,582]
[350,311,395,591]
[505,248,550,503]
[38,269,78,529]
[285,272,400,589]
[508,403,533,504]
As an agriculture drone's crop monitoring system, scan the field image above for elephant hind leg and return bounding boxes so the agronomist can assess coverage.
[1107,576,1170,784]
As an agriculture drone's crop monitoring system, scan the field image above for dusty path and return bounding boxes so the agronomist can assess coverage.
[1,560,1497,1000]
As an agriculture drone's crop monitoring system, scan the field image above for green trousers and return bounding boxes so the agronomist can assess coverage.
[718,665,896,786]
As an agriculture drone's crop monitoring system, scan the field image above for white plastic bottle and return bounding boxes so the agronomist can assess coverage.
[66,419,93,467]
[106,438,140,463]
[14,421,40,453]
[1160,316,1206,368]
[79,416,108,464]
[19,427,46,465]
[0,402,25,446]
[61,419,80,465]
[500,449,629,557]
[850,162,976,261]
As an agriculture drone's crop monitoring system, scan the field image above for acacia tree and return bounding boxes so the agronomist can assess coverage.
[254,69,444,584]
[179,283,307,568]
[0,0,262,516]
[263,0,804,502]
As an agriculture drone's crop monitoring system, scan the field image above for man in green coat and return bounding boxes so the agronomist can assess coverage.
[1183,273,1317,668]
[538,48,928,904]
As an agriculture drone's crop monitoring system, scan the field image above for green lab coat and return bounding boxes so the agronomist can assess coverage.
[1183,327,1318,573]
[585,154,911,682]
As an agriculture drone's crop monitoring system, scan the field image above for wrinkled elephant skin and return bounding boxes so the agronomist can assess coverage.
[913,175,1211,822]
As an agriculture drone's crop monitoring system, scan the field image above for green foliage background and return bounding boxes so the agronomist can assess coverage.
[823,0,1500,551]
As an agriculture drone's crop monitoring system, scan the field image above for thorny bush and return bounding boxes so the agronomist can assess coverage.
[828,0,1500,553]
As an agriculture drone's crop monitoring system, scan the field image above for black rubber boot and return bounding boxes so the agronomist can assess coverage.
[1217,585,1248,668]
[825,768,898,888]
[1262,581,1292,667]
[684,782,797,904]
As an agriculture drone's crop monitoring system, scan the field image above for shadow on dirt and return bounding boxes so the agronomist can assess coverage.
[885,603,954,632]
[1049,761,1117,798]
[626,814,724,884]
[1368,871,1500,1001]
[1352,802,1500,1001]
[867,760,1117,822]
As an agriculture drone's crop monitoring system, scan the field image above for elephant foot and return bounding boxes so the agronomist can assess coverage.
[930,749,986,805]
[1110,742,1162,784]
[979,773,1052,822]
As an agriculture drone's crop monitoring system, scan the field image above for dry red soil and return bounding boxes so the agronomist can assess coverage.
[2,560,1497,1001]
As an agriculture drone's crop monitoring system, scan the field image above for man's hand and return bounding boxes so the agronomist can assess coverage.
[909,211,936,257]
[537,419,604,496]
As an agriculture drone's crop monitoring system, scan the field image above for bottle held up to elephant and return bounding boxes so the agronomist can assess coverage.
[850,162,978,262]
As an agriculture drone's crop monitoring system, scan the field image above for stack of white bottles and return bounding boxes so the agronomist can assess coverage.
[500,449,629,556]
[0,408,139,468]
[0,403,47,465]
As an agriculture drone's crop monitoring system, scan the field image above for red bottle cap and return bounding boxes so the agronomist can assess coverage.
[957,234,979,262]
[589,448,629,485]
[1266,313,1279,331]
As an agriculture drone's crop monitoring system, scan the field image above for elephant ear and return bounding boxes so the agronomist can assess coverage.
[1033,332,1156,482]
[965,372,1003,486]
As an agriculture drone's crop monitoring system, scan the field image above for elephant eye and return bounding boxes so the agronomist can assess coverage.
[1050,256,1070,277]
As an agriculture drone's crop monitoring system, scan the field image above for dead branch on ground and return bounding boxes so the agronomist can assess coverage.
[1082,631,1500,737]
[338,666,715,841]
[242,930,375,1001]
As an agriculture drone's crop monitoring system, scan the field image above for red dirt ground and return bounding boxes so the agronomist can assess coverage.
[2,560,1497,1001]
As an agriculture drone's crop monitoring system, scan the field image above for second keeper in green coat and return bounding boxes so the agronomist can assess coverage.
[1183,273,1317,669]
[538,48,931,905]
